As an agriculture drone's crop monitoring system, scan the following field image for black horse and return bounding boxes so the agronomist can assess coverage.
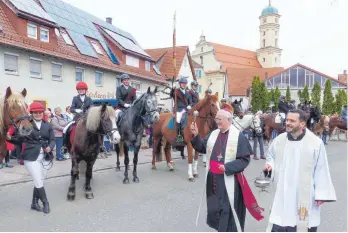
[301,101,321,130]
[67,104,120,200]
[115,87,160,184]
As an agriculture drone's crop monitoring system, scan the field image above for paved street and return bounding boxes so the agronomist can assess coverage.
[0,139,346,232]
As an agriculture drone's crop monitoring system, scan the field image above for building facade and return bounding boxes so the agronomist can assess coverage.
[0,0,168,109]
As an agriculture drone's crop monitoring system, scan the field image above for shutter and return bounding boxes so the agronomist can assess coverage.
[4,54,18,72]
[52,63,62,80]
[30,59,41,76]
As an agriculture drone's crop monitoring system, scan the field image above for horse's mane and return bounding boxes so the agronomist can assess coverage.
[192,95,218,112]
[86,106,115,132]
[0,92,27,135]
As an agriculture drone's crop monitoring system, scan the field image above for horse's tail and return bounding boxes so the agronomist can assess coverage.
[156,136,163,162]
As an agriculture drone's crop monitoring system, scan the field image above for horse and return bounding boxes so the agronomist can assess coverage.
[328,116,347,140]
[67,103,120,200]
[0,87,33,161]
[301,101,321,130]
[115,87,160,184]
[151,93,219,181]
[313,115,330,137]
[231,100,262,135]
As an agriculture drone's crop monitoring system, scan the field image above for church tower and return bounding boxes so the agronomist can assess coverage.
[256,0,282,68]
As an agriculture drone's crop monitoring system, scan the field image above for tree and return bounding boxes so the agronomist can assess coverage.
[302,85,310,101]
[259,81,269,112]
[334,89,347,115]
[251,76,261,113]
[274,87,281,111]
[311,81,321,111]
[286,87,291,102]
[322,79,335,115]
[297,90,302,99]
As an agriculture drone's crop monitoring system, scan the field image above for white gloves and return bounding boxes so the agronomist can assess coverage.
[124,104,131,108]
[75,109,82,113]
[187,106,192,110]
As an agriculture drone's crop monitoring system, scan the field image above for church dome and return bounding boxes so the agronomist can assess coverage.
[261,5,279,16]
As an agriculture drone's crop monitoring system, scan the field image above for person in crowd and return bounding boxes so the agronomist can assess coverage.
[341,104,347,122]
[253,110,265,160]
[6,102,55,214]
[44,110,52,123]
[0,126,15,168]
[264,109,336,232]
[64,106,74,122]
[51,107,69,161]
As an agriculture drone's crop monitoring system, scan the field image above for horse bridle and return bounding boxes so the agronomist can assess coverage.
[4,100,31,132]
[99,115,118,140]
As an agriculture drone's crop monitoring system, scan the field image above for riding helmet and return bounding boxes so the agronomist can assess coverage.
[120,73,130,81]
[221,98,227,103]
[29,102,45,113]
[178,76,188,84]
[76,81,88,90]
[205,88,212,94]
[191,80,198,86]
[280,95,285,100]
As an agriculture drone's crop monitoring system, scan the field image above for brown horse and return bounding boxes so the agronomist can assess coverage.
[151,93,219,181]
[0,87,33,161]
[260,113,285,141]
[313,115,330,137]
[328,116,347,139]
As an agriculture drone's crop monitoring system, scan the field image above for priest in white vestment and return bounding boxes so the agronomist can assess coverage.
[264,109,336,232]
[191,109,264,232]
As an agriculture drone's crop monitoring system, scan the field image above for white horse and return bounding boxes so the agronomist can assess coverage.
[232,114,262,133]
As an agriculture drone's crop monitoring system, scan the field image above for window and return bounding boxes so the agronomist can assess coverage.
[275,57,277,63]
[305,70,314,88]
[263,18,267,23]
[116,77,121,87]
[263,39,266,47]
[275,39,278,47]
[145,61,151,71]
[61,31,74,46]
[4,53,18,74]
[196,70,202,78]
[290,68,297,88]
[40,28,49,42]
[131,81,142,96]
[198,85,202,93]
[201,47,203,52]
[314,74,322,87]
[126,55,139,68]
[95,71,103,86]
[263,57,266,62]
[330,80,339,88]
[200,56,203,65]
[263,31,266,36]
[27,23,37,39]
[275,18,279,23]
[90,41,103,54]
[30,58,41,78]
[75,67,84,82]
[297,68,305,88]
[52,63,62,81]
[273,75,281,87]
[282,71,290,88]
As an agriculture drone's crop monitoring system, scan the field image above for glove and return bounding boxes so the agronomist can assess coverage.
[124,104,131,108]
[187,106,192,110]
[75,109,82,113]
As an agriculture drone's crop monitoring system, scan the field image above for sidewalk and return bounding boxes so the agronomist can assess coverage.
[0,149,182,186]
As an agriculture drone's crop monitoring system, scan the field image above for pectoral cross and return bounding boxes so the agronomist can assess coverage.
[217,154,223,161]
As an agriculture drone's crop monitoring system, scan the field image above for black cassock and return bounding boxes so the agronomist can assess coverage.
[191,130,253,232]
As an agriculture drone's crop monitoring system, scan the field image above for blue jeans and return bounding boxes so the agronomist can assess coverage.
[322,134,328,144]
[55,137,63,159]
[104,141,111,152]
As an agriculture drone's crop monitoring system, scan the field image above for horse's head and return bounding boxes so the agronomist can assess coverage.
[192,92,220,130]
[133,87,160,125]
[86,103,120,144]
[232,99,244,118]
[1,87,32,136]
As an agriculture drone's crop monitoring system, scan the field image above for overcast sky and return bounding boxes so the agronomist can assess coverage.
[63,0,347,78]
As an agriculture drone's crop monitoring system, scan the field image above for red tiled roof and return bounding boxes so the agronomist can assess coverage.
[0,1,166,84]
[227,67,284,96]
[145,46,196,80]
[208,42,262,71]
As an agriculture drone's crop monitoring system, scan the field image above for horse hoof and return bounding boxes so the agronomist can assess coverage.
[123,178,130,184]
[116,167,121,171]
[133,177,139,183]
[193,174,199,178]
[188,177,195,182]
[169,167,175,172]
[67,193,75,201]
[85,192,94,199]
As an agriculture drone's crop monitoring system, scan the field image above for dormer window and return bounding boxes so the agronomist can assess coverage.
[145,61,151,71]
[40,28,49,42]
[61,31,74,46]
[90,41,103,55]
[27,23,37,39]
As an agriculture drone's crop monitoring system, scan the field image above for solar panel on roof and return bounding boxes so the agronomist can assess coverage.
[102,27,150,58]
[9,0,56,23]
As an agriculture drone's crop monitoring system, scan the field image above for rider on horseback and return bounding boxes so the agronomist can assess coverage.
[221,98,227,105]
[278,96,289,129]
[170,76,192,141]
[188,80,200,107]
[115,74,136,120]
[205,88,212,96]
[297,98,304,109]
[288,99,296,110]
[61,81,93,154]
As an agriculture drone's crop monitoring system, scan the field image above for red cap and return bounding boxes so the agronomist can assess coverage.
[29,102,45,112]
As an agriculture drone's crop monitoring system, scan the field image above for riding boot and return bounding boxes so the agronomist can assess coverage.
[37,187,50,214]
[31,188,42,212]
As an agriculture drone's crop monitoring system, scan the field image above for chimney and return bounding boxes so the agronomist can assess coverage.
[106,17,112,24]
